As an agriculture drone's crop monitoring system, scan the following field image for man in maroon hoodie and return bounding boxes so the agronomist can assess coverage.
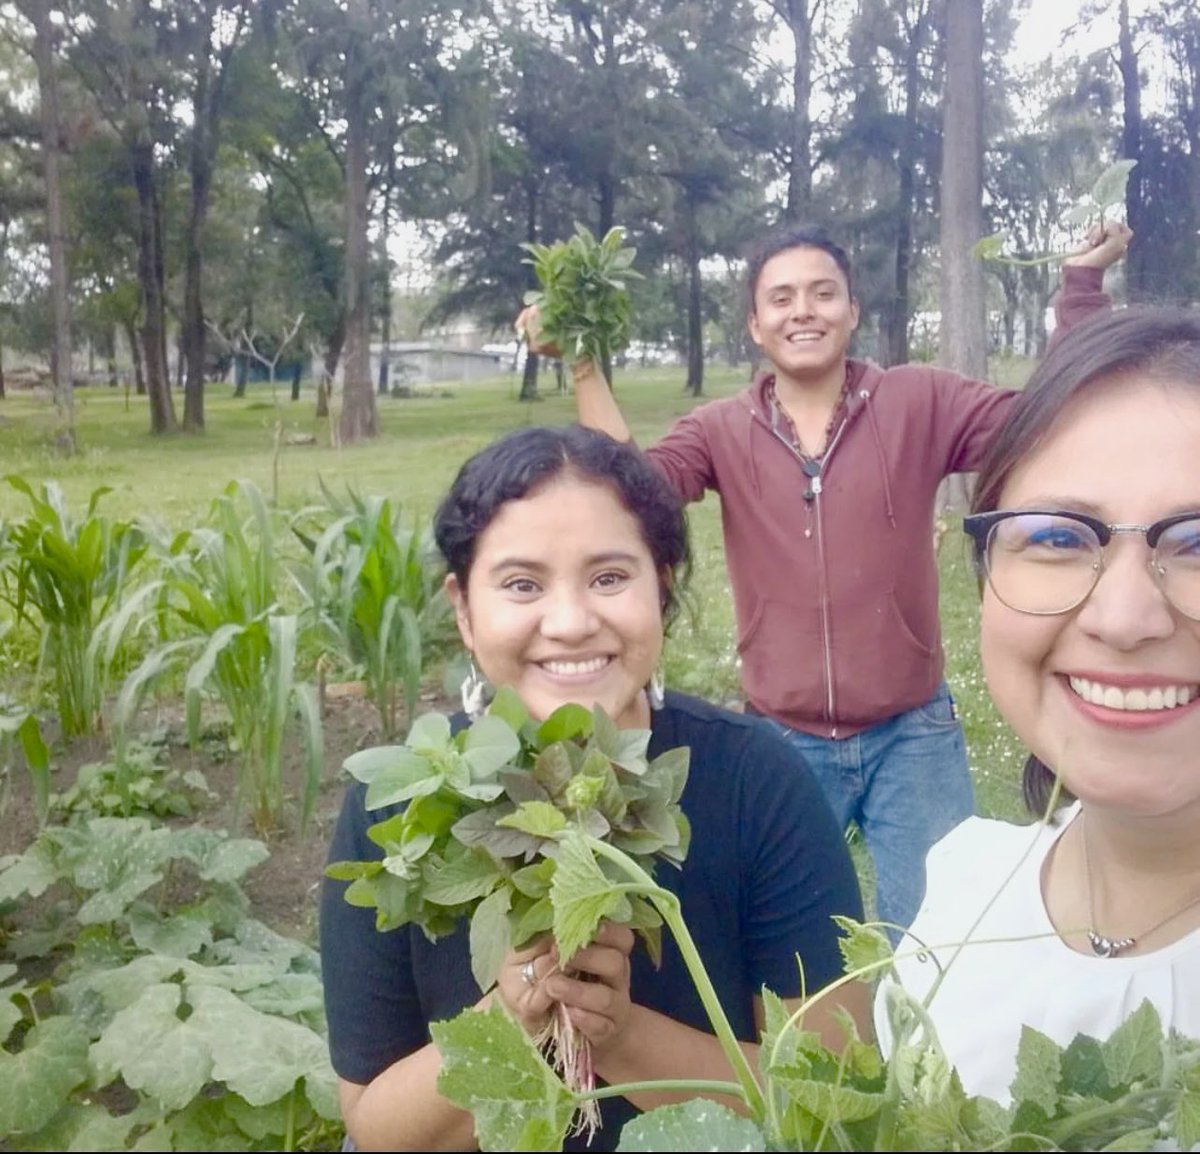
[518,219,1131,943]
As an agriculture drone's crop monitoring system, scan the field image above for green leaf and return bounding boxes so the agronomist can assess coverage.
[770,1071,886,1124]
[1097,1128,1158,1151]
[191,984,334,1107]
[453,806,544,860]
[643,746,690,805]
[349,746,441,810]
[532,743,574,798]
[91,983,216,1111]
[408,711,453,753]
[550,832,630,964]
[469,886,513,993]
[1100,999,1163,1087]
[593,707,650,771]
[1009,1026,1063,1123]
[424,846,503,906]
[0,840,60,902]
[536,703,593,745]
[1062,201,1097,227]
[497,801,568,839]
[1172,1080,1200,1149]
[432,1005,576,1151]
[617,1098,766,1151]
[0,1016,91,1137]
[1090,159,1137,211]
[486,686,530,733]
[462,714,523,780]
[834,916,893,979]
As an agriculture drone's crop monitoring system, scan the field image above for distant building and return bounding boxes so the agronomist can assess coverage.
[365,341,509,389]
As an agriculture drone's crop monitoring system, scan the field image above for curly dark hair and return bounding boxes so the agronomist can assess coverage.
[433,424,691,630]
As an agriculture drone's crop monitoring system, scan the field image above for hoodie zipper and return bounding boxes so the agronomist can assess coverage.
[748,402,856,734]
[813,418,850,735]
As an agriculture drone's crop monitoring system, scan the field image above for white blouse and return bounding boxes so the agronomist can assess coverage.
[874,806,1200,1108]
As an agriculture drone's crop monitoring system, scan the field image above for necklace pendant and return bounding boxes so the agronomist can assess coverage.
[1087,929,1136,958]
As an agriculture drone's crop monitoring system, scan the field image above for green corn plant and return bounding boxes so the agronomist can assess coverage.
[289,481,452,740]
[0,692,50,828]
[115,480,323,837]
[0,476,149,739]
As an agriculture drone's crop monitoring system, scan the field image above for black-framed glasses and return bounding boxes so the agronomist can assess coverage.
[962,509,1200,620]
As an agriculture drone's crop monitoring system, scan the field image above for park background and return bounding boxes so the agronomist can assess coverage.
[0,0,1196,1149]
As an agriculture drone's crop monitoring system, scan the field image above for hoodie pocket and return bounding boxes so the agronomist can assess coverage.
[736,598,826,718]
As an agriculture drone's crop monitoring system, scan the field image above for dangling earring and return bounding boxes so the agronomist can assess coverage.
[647,665,665,711]
[461,658,489,721]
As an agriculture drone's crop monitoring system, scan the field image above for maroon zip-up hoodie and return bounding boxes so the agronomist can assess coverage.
[646,266,1111,738]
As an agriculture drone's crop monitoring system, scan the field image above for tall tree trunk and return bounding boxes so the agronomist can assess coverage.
[936,0,986,517]
[1118,0,1146,299]
[886,15,925,368]
[684,195,704,396]
[123,318,146,396]
[182,1,246,430]
[29,0,74,451]
[784,0,815,221]
[520,350,540,401]
[377,174,394,397]
[106,324,118,386]
[519,181,540,401]
[182,60,213,432]
[317,311,346,420]
[338,0,378,444]
[131,138,175,433]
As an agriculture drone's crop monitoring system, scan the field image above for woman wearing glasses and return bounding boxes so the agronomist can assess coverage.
[876,305,1200,1106]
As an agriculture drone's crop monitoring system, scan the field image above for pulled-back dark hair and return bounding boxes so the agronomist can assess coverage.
[744,223,854,311]
[433,424,691,630]
[968,305,1200,818]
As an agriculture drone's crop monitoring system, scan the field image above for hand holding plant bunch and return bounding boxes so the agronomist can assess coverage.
[326,686,690,1141]
[516,223,643,378]
[975,159,1136,268]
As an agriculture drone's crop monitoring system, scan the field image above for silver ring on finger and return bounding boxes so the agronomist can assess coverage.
[521,959,537,987]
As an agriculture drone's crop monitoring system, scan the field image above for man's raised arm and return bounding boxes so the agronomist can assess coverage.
[515,305,634,443]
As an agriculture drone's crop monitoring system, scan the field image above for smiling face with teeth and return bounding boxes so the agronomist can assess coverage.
[979,375,1200,816]
[746,245,860,394]
[444,474,666,732]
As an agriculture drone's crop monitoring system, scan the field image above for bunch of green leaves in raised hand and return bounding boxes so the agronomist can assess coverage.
[326,685,690,994]
[521,224,643,372]
[975,159,1137,267]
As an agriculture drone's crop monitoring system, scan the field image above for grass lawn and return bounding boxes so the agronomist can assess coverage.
[0,355,1031,834]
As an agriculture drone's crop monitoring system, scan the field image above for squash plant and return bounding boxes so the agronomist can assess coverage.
[975,159,1137,267]
[410,704,1200,1151]
[0,814,340,1150]
[433,859,1200,1152]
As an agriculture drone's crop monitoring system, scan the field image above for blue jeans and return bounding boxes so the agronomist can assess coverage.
[760,682,974,945]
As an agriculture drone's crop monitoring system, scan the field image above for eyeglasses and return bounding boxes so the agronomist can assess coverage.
[962,509,1200,620]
